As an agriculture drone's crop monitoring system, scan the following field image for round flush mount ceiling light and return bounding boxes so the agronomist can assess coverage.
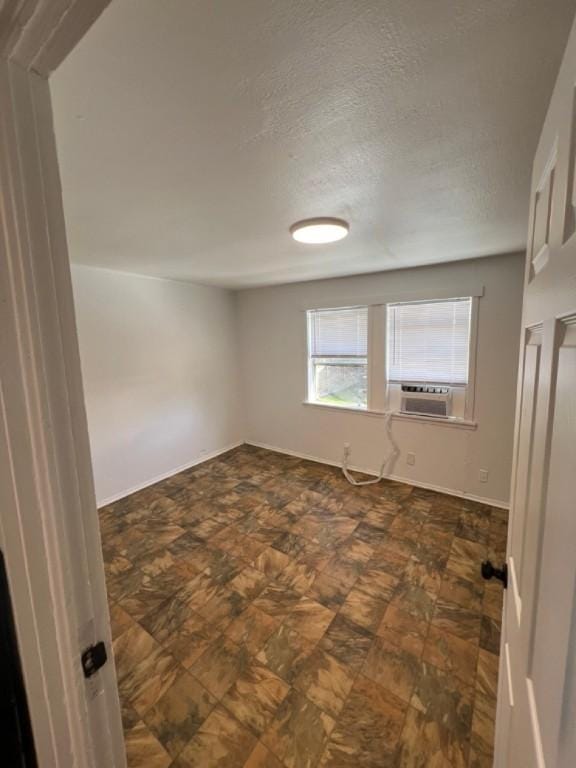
[290,217,349,244]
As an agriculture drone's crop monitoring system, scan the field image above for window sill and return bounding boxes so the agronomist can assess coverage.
[302,401,477,430]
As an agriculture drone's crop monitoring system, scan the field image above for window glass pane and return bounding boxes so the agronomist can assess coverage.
[387,298,472,384]
[312,358,367,408]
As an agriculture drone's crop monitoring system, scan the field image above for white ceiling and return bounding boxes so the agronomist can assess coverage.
[52,0,575,288]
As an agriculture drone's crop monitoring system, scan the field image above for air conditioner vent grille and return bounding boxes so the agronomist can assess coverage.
[402,397,448,417]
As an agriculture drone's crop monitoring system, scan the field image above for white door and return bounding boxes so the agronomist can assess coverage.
[494,15,576,768]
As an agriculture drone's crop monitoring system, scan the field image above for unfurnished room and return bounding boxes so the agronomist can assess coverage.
[1,2,575,768]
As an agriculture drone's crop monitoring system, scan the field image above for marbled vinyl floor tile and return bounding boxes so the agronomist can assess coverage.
[257,624,316,684]
[261,688,336,768]
[362,635,421,704]
[124,721,171,768]
[174,705,257,768]
[100,445,506,768]
[189,635,252,700]
[319,675,406,767]
[294,648,355,718]
[143,670,216,757]
[318,614,374,674]
[225,604,280,656]
[222,658,290,734]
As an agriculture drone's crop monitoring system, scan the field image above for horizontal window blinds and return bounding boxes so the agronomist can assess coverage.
[308,307,368,358]
[387,298,472,384]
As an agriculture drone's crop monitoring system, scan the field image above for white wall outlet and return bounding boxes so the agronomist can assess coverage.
[343,442,351,450]
[479,469,489,483]
[407,451,416,466]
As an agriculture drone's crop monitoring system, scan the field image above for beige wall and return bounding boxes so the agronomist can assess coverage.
[72,265,243,505]
[237,253,524,505]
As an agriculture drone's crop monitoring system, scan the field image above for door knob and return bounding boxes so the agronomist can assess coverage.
[481,560,508,588]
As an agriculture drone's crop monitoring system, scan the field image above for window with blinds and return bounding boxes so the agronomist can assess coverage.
[386,298,472,385]
[307,307,368,408]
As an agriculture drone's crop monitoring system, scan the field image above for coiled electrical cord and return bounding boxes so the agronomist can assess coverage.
[341,411,400,486]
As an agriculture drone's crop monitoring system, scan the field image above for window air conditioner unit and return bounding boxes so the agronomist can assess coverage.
[400,384,452,418]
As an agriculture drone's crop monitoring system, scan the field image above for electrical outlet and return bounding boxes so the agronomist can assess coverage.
[344,442,351,450]
[407,451,416,466]
[479,469,489,483]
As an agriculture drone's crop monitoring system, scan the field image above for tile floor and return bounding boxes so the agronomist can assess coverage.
[101,444,507,768]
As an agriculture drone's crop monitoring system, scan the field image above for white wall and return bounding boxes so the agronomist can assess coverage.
[71,266,243,505]
[237,253,524,506]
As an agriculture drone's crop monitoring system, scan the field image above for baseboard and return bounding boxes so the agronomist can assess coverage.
[97,441,244,508]
[246,440,510,510]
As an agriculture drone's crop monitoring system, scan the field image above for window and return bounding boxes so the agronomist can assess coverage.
[386,298,472,385]
[305,297,476,424]
[307,306,368,408]
[386,297,473,420]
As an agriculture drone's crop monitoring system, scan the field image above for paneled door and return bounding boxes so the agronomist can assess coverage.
[493,15,576,768]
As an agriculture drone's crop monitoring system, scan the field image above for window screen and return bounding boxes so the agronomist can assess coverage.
[387,298,472,385]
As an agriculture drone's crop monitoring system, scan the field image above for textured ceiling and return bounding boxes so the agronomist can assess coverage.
[52,0,575,288]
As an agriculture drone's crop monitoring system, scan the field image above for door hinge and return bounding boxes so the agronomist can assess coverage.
[81,640,108,679]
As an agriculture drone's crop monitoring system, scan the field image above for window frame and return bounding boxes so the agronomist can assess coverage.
[304,297,479,426]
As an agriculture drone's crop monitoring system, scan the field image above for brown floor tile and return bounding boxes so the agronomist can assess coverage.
[256,624,316,684]
[479,614,501,654]
[476,648,499,702]
[252,583,302,620]
[189,635,251,700]
[173,704,257,767]
[363,635,421,703]
[439,571,484,613]
[307,570,351,610]
[276,560,317,594]
[339,586,388,633]
[162,611,219,669]
[225,604,280,655]
[124,721,171,768]
[261,688,336,768]
[109,603,134,639]
[320,675,406,766]
[222,659,289,734]
[294,648,355,718]
[243,741,284,768]
[252,547,293,579]
[410,662,474,740]
[376,603,428,656]
[446,537,487,582]
[101,446,507,768]
[319,613,374,674]
[143,669,216,757]
[423,625,479,683]
[229,565,269,600]
[431,598,482,643]
[196,586,249,631]
[282,596,335,642]
[482,581,503,621]
[395,705,469,768]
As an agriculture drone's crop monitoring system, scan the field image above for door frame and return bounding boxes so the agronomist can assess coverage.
[0,2,124,766]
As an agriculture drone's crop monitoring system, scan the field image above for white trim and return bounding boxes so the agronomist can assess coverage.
[302,401,478,430]
[246,440,510,509]
[1,4,123,765]
[504,642,515,708]
[97,441,244,508]
[298,284,485,311]
[527,678,547,768]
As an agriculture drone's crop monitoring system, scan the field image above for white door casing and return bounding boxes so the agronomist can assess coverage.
[0,2,124,767]
[494,14,576,768]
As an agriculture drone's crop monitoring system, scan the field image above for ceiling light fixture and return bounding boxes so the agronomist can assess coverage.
[290,217,349,244]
